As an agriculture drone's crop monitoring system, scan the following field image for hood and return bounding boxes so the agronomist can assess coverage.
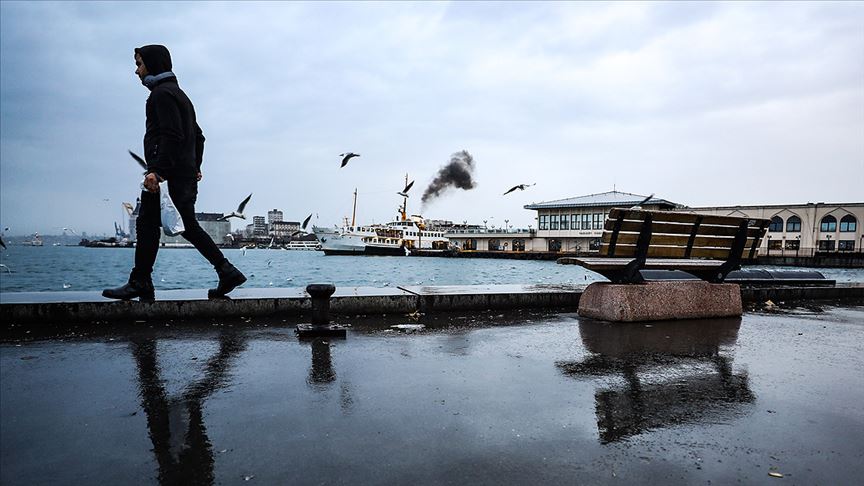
[135,44,172,76]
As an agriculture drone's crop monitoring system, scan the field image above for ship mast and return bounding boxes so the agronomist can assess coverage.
[400,173,408,222]
[351,188,358,227]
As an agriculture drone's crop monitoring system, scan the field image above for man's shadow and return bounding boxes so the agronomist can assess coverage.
[557,317,754,443]
[130,331,246,485]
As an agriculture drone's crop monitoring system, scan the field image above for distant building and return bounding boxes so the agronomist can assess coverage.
[245,223,254,239]
[128,198,142,241]
[270,220,300,238]
[252,216,267,237]
[688,202,863,256]
[520,190,862,256]
[268,209,283,225]
[128,200,232,246]
[160,213,231,247]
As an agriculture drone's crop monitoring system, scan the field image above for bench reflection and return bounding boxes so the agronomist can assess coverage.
[557,318,754,443]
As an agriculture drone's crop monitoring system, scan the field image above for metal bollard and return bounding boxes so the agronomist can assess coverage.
[307,283,336,325]
[296,283,346,338]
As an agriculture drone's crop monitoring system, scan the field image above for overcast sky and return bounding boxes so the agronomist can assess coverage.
[1,1,862,235]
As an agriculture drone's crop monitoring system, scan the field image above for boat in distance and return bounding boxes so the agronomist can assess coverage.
[313,179,451,256]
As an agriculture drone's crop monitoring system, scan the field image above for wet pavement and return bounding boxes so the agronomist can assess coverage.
[2,306,863,485]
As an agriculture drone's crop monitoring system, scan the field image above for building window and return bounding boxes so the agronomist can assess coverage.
[548,239,562,252]
[838,240,855,251]
[768,240,783,250]
[818,239,835,251]
[589,238,602,250]
[550,214,559,230]
[560,216,569,230]
[464,239,477,250]
[581,214,591,230]
[488,239,501,251]
[820,215,837,232]
[768,216,783,232]
[539,215,549,230]
[593,213,604,230]
[785,240,800,250]
[512,239,525,251]
[840,215,857,232]
[570,214,578,229]
[786,216,801,232]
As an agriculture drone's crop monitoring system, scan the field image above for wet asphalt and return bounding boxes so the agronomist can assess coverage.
[2,304,863,485]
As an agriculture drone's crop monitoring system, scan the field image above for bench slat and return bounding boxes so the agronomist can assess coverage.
[603,220,765,238]
[600,245,757,260]
[608,208,769,227]
[572,257,724,271]
[601,232,752,249]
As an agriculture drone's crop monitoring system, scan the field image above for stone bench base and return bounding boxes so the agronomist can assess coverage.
[578,281,742,322]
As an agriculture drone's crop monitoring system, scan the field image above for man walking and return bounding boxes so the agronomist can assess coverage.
[104,45,245,302]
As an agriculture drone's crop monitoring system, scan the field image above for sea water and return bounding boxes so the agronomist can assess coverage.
[1,246,861,293]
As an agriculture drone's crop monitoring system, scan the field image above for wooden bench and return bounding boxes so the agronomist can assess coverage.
[558,208,770,284]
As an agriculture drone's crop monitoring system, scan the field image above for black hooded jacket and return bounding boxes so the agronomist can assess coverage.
[135,45,204,180]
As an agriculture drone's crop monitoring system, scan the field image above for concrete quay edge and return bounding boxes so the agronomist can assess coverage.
[1,283,862,325]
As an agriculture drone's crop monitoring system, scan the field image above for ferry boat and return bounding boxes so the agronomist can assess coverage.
[315,182,451,256]
[283,241,320,250]
[23,233,44,246]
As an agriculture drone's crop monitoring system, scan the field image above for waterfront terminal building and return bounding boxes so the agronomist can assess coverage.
[447,191,862,258]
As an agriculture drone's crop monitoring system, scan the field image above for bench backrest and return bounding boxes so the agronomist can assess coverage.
[599,209,770,262]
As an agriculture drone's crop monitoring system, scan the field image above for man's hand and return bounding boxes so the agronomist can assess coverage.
[197,171,203,181]
[144,172,162,193]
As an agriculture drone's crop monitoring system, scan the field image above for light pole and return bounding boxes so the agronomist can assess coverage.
[796,235,801,258]
[504,219,509,233]
[767,235,771,257]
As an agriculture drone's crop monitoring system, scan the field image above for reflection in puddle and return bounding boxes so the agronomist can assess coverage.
[557,317,754,443]
[130,332,246,485]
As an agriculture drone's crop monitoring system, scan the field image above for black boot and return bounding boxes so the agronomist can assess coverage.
[102,270,155,302]
[208,260,246,298]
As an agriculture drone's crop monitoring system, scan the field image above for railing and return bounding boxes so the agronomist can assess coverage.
[445,228,535,235]
[762,247,862,258]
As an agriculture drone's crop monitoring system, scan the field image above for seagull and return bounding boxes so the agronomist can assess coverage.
[397,180,415,198]
[0,236,6,250]
[62,227,77,235]
[630,193,655,209]
[301,213,313,231]
[128,150,148,173]
[339,152,360,168]
[0,263,10,273]
[503,183,536,195]
[218,193,253,221]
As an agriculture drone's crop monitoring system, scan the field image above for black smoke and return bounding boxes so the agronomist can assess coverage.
[421,150,477,208]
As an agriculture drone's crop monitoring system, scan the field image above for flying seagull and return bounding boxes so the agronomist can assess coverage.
[339,152,360,168]
[503,183,536,195]
[218,193,253,221]
[630,193,655,209]
[397,180,415,198]
[128,150,148,173]
[301,213,313,230]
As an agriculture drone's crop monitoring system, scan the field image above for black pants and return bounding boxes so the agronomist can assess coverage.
[134,177,225,277]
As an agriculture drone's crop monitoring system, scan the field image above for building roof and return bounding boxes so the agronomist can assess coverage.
[196,212,229,222]
[523,191,680,210]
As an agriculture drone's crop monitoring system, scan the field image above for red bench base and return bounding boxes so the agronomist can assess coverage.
[578,281,742,322]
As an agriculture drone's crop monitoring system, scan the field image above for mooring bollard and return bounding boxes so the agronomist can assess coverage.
[307,283,336,325]
[296,283,346,338]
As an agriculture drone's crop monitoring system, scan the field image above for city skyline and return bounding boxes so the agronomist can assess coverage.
[2,2,862,235]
